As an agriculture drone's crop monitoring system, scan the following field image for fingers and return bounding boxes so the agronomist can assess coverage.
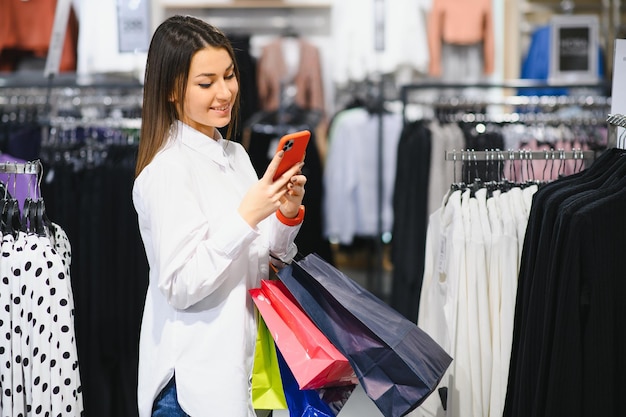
[287,175,307,193]
[273,162,305,189]
[262,150,284,182]
[283,176,305,204]
[284,162,305,180]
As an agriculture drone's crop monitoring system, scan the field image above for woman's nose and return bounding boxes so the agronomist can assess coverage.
[215,78,233,100]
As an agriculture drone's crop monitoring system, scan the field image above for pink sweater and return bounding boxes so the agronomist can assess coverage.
[427,0,495,77]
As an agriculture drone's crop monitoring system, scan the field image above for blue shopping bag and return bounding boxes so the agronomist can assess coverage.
[276,347,354,417]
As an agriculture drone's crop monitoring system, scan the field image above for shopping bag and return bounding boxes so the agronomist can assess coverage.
[277,253,453,417]
[251,312,287,410]
[276,347,355,417]
[250,279,356,389]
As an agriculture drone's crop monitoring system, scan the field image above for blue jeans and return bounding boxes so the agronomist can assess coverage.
[152,377,190,417]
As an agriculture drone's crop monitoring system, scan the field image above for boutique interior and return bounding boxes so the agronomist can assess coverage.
[1,0,626,416]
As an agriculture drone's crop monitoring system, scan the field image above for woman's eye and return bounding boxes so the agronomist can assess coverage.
[225,73,236,80]
[199,83,212,88]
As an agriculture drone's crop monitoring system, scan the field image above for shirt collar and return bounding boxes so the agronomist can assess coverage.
[175,120,230,168]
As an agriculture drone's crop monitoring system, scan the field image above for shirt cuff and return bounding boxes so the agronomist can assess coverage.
[276,205,305,226]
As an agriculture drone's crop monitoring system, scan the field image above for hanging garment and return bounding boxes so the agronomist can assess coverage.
[389,119,481,322]
[504,148,626,417]
[0,220,83,415]
[257,37,325,114]
[0,0,78,72]
[323,107,403,245]
[40,139,148,417]
[427,0,494,78]
[505,150,622,417]
[330,0,431,85]
[411,178,542,417]
[389,120,431,321]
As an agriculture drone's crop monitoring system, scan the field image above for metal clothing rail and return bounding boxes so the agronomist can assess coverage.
[400,79,610,98]
[406,93,610,108]
[0,160,42,175]
[444,148,596,162]
[607,113,626,149]
[400,79,610,124]
[607,113,626,127]
[45,116,142,130]
[438,111,607,125]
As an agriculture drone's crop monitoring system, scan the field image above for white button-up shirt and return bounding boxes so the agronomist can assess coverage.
[133,121,300,417]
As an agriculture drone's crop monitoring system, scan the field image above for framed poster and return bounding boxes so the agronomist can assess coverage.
[117,0,151,53]
[549,14,599,84]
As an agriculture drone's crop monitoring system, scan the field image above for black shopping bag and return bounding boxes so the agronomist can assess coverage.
[277,253,452,417]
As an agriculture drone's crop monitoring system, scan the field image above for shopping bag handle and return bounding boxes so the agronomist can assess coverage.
[269,251,307,273]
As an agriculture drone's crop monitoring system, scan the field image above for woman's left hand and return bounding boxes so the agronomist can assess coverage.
[279,172,307,218]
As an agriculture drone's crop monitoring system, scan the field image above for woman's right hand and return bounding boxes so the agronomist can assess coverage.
[238,150,303,228]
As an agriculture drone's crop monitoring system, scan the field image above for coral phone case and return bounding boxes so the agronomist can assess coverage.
[273,130,310,181]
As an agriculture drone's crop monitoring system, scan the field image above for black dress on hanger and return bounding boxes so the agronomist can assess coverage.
[390,120,432,321]
[504,148,626,417]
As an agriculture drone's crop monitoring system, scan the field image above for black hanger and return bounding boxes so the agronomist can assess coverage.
[35,198,51,236]
[20,196,47,236]
[4,198,21,236]
[0,188,8,233]
[20,197,34,234]
[281,23,299,38]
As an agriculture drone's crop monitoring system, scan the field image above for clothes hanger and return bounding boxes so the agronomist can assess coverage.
[0,182,9,233]
[281,23,300,38]
[5,197,21,236]
[32,160,50,236]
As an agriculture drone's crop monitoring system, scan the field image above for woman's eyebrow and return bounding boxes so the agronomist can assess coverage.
[195,62,234,78]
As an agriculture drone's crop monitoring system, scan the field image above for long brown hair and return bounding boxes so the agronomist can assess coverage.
[135,15,240,177]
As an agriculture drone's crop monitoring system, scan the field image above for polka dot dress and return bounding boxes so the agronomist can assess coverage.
[0,233,9,415]
[0,222,84,416]
[0,232,17,416]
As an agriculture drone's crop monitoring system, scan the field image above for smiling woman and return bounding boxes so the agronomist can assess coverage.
[132,15,308,417]
[180,47,239,138]
[135,15,242,177]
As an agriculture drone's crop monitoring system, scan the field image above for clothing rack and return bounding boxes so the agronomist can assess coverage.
[333,75,392,296]
[0,73,146,417]
[0,74,143,123]
[400,80,610,124]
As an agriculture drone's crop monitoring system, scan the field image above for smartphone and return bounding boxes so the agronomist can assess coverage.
[273,130,310,181]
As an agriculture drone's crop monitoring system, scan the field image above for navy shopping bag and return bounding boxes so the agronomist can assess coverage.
[277,253,452,417]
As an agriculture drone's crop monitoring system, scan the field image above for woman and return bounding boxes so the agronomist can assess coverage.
[133,15,307,416]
